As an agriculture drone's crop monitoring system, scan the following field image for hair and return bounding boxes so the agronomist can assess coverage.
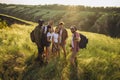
[38,19,44,23]
[55,26,59,29]
[59,22,64,25]
[74,27,77,31]
[47,25,51,29]
[70,25,77,31]
[47,25,51,33]
[55,27,59,33]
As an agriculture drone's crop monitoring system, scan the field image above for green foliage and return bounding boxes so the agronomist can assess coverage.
[0,4,120,37]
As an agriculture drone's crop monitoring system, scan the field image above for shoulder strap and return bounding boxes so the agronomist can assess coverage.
[74,32,78,37]
[43,25,48,34]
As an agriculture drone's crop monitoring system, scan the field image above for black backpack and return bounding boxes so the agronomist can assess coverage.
[30,30,35,42]
[79,33,88,49]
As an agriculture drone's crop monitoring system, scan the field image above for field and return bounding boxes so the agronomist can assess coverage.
[0,15,120,80]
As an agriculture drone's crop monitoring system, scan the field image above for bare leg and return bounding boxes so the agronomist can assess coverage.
[45,47,48,62]
[70,51,76,66]
[62,45,66,58]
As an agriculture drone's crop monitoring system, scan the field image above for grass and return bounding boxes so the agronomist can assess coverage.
[0,24,37,80]
[0,22,120,80]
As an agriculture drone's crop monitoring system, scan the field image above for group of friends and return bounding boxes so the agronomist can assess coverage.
[32,19,81,66]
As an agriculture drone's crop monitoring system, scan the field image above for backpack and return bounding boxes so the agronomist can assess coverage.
[30,30,35,42]
[79,33,88,49]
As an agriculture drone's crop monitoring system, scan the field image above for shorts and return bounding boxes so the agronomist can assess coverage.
[46,42,51,47]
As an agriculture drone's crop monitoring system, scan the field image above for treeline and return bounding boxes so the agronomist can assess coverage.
[0,3,120,37]
[1,3,120,12]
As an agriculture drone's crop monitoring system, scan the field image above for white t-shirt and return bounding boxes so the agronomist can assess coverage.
[52,32,59,43]
[47,32,52,41]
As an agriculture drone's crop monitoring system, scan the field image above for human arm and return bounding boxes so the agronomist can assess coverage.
[47,36,51,42]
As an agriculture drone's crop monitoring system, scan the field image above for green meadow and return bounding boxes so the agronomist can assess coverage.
[0,18,120,80]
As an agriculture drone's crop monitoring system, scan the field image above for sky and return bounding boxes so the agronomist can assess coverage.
[0,0,120,7]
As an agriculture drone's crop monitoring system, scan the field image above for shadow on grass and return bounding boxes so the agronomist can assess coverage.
[22,55,68,80]
[69,59,79,80]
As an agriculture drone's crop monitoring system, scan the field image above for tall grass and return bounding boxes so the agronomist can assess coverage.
[0,23,120,80]
[0,24,37,80]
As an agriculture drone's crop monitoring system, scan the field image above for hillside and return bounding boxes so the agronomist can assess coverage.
[0,4,120,37]
[0,16,120,80]
[0,14,34,26]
